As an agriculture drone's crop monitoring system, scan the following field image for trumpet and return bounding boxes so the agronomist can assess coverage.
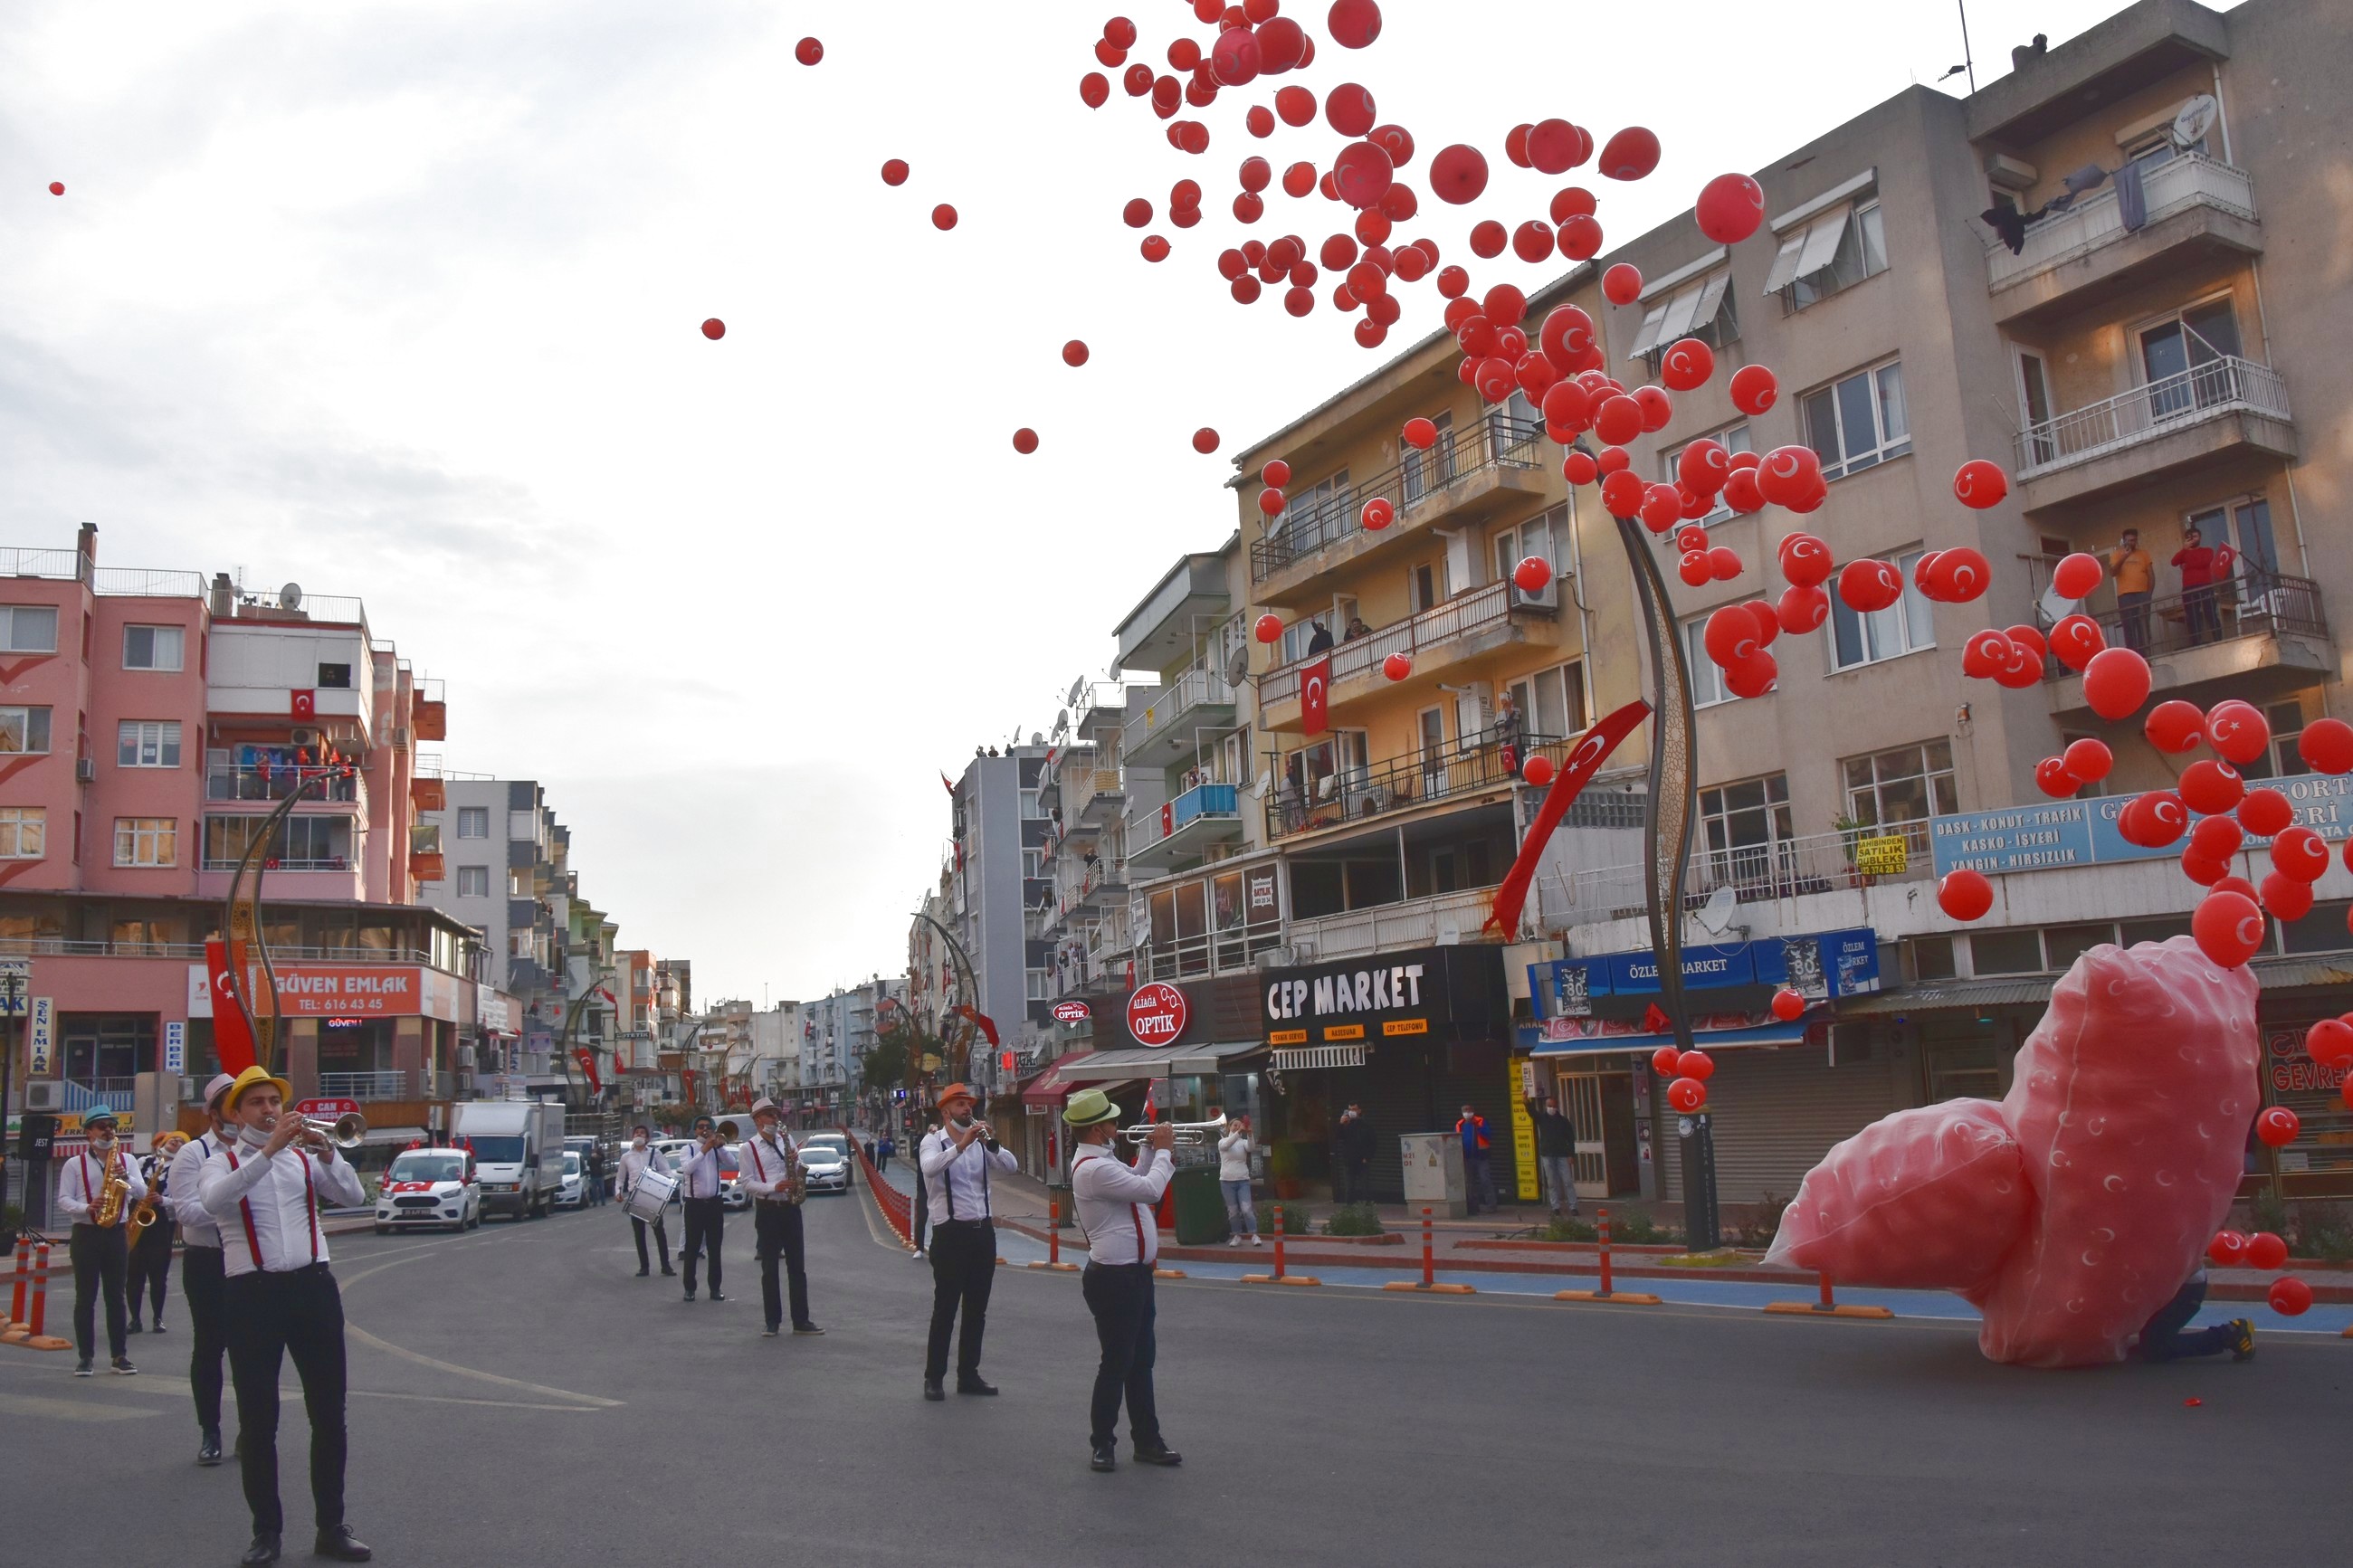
[295,1111,368,1150]
[1115,1116,1229,1148]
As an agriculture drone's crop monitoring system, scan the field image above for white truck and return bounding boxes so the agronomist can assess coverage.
[452,1099,567,1221]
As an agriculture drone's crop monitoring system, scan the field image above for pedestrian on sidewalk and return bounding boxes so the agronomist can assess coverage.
[2135,1267,2254,1364]
[1217,1116,1259,1246]
[1066,1088,1182,1474]
[584,1142,606,1208]
[1334,1103,1374,1205]
[1528,1095,1579,1219]
[1456,1104,1496,1216]
[876,1133,894,1174]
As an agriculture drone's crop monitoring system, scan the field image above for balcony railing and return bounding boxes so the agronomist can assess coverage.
[1266,729,1572,843]
[318,1069,411,1101]
[1135,665,1235,738]
[1250,414,1545,584]
[2043,571,2326,672]
[0,937,440,965]
[1072,768,1125,822]
[1260,579,1555,708]
[59,1079,138,1114]
[1564,822,1936,923]
[1130,783,1243,854]
[1291,887,1510,960]
[2015,356,2290,478]
[1987,153,2256,290]
[201,856,352,873]
[205,763,363,803]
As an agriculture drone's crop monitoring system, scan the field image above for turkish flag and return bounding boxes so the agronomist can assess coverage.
[574,1049,602,1093]
[205,937,259,1075]
[1300,654,1332,736]
[1160,802,1174,837]
[291,689,316,719]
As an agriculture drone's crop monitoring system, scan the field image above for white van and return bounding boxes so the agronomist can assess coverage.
[452,1099,567,1221]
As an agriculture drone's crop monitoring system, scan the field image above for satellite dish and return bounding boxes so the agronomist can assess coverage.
[1030,731,1044,746]
[280,582,303,610]
[1694,885,1740,936]
[2171,94,2217,149]
[1066,678,1087,708]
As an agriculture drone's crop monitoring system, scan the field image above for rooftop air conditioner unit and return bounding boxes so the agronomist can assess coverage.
[25,1079,64,1112]
[75,758,96,783]
[291,727,321,747]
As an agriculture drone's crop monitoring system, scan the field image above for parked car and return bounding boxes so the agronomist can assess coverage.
[556,1150,586,1209]
[719,1145,748,1212]
[374,1147,481,1234]
[795,1141,851,1195]
[801,1133,851,1163]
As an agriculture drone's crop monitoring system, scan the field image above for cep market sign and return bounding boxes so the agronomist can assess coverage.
[1262,946,1459,1047]
[1929,770,2350,878]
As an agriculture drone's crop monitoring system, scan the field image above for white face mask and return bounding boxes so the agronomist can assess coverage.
[633,1136,646,1148]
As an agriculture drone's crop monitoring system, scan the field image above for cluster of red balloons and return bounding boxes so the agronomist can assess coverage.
[2207,1228,2310,1316]
[1652,1046,1713,1113]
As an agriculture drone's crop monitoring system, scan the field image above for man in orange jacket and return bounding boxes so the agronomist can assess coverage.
[1456,1104,1496,1216]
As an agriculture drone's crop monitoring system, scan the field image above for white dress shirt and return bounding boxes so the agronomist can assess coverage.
[199,1137,367,1278]
[57,1144,146,1225]
[168,1132,229,1249]
[920,1125,1017,1222]
[678,1145,729,1200]
[616,1142,673,1201]
[738,1130,799,1202]
[1071,1144,1173,1266]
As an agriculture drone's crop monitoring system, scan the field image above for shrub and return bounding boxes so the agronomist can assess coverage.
[1609,1211,1682,1246]
[1733,1192,1785,1250]
[2248,1188,2291,1239]
[1542,1215,1597,1242]
[1257,1199,1308,1234]
[2294,1202,2353,1262]
[1322,1202,1385,1237]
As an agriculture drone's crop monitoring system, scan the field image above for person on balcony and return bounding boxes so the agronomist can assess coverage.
[1306,620,1334,656]
[1341,615,1372,642]
[1492,692,1524,774]
[2107,530,2155,651]
[2171,527,2235,646]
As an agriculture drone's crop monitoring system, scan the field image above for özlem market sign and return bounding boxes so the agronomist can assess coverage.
[1126,983,1188,1047]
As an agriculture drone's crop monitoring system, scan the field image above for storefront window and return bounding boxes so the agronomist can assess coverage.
[1907,935,1956,981]
[2120,915,2192,946]
[2042,923,2117,973]
[1969,930,2043,975]
[1920,1022,2004,1102]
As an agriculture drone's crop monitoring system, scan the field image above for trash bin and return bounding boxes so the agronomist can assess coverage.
[1171,1165,1232,1246]
[1398,1133,1465,1219]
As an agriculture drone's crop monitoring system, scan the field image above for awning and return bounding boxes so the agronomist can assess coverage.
[2253,955,2353,992]
[1020,1052,1097,1105]
[1059,1041,1261,1082]
[1528,1024,1806,1058]
[1272,1044,1366,1070]
[362,1125,430,1147]
[1834,978,2051,1017]
[1762,203,1853,292]
[1169,1041,1262,1075]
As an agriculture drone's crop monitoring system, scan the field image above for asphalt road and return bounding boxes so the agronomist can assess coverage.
[6,1183,2348,1567]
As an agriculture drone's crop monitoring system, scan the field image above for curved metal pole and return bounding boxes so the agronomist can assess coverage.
[1614,516,1698,1055]
[221,764,348,1077]
[910,911,982,1085]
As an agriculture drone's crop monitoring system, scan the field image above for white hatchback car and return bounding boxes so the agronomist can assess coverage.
[374,1148,481,1233]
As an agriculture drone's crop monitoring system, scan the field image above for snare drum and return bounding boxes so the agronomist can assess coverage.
[625,1165,680,1225]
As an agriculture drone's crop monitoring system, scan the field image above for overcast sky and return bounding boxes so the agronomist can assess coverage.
[0,0,2199,1005]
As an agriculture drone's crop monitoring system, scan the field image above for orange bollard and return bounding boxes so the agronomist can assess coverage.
[1554,1203,1660,1305]
[1767,1265,1893,1319]
[1819,1270,1836,1311]
[1242,1199,1319,1286]
[1386,1204,1472,1292]
[1050,1201,1061,1266]
[28,1242,50,1335]
[8,1239,26,1325]
[1421,1205,1434,1288]
[1272,1204,1284,1278]
[1599,1207,1614,1297]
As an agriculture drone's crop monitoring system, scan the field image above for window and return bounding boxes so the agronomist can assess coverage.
[116,720,183,768]
[1970,929,2044,975]
[203,814,352,870]
[2043,922,2117,972]
[2235,698,2309,783]
[1494,506,1565,607]
[508,867,530,897]
[122,624,186,671]
[2137,296,2242,419]
[1661,427,1754,523]
[1626,269,1736,362]
[1828,548,1934,670]
[317,662,353,689]
[0,605,58,653]
[1682,619,1731,708]
[112,817,178,868]
[456,807,490,839]
[1802,361,1911,480]
[1019,789,1042,820]
[1023,848,1045,880]
[0,706,52,755]
[2186,496,2281,583]
[1908,934,1957,981]
[1843,741,1958,843]
[1404,415,1453,501]
[1769,199,1889,310]
[510,928,535,960]
[2018,354,2056,465]
[1409,560,1443,613]
[1274,469,1352,541]
[1507,660,1587,742]
[1700,774,1793,868]
[456,865,490,898]
[0,806,45,859]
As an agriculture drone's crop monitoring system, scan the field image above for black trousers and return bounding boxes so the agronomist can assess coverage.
[753,1202,811,1330]
[681,1197,724,1294]
[224,1264,348,1536]
[69,1223,130,1363]
[631,1213,672,1271]
[182,1244,229,1431]
[1081,1262,1161,1449]
[129,1222,175,1322]
[925,1219,996,1382]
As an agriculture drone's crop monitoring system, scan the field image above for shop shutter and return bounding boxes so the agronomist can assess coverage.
[1656,1042,1902,1209]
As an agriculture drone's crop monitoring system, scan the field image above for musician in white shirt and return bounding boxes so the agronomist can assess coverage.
[917,1082,1017,1400]
[739,1099,822,1337]
[616,1125,676,1278]
[676,1115,729,1304]
[1064,1088,1182,1473]
[57,1102,146,1376]
[197,1067,372,1565]
[168,1072,240,1466]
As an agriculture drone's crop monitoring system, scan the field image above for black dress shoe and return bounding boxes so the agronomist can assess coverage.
[111,1356,138,1375]
[239,1532,281,1566]
[708,1292,727,1303]
[682,1290,696,1302]
[1133,1442,1184,1467]
[956,1376,998,1396]
[314,1525,372,1562]
[198,1428,224,1466]
[151,1319,167,1334]
[660,1264,676,1276]
[128,1318,144,1335]
[791,1323,824,1335]
[635,1267,650,1278]
[922,1379,946,1402]
[1090,1442,1117,1472]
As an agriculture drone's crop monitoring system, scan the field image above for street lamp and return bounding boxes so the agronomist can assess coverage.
[1,968,23,1225]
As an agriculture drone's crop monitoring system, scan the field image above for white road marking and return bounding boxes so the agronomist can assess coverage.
[341,1323,623,1410]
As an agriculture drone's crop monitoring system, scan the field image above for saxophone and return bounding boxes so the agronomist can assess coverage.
[94,1146,131,1228]
[786,1141,807,1207]
[130,1133,189,1232]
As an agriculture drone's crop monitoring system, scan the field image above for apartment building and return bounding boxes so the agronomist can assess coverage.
[938,745,1055,1098]
[0,527,488,1206]
[797,976,907,1121]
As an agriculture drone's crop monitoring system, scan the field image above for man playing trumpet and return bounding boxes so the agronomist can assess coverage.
[199,1066,373,1564]
[1064,1090,1182,1474]
[58,1102,145,1376]
[739,1098,821,1339]
[918,1083,1015,1401]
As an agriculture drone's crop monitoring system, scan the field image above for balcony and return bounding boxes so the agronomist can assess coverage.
[1259,580,1561,729]
[318,1069,412,1102]
[1561,822,1937,926]
[1987,155,2261,327]
[1266,729,1570,845]
[1291,887,1510,959]
[1115,552,1233,672]
[1249,414,1548,603]
[2013,356,2295,516]
[1128,784,1243,871]
[412,683,448,742]
[205,762,363,806]
[2045,572,2330,715]
[1124,665,1239,769]
[409,775,446,813]
[408,850,445,882]
[1072,768,1126,826]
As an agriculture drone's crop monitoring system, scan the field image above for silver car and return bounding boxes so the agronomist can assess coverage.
[795,1142,851,1194]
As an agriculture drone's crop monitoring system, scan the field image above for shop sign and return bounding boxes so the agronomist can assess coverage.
[1929,771,2350,878]
[28,996,53,1075]
[1507,1060,1538,1201]
[1532,928,1879,1019]
[2266,1024,2348,1097]
[1127,983,1188,1046]
[1051,1000,1091,1022]
[295,1098,361,1117]
[1853,835,1910,875]
[1246,868,1279,917]
[186,963,462,1020]
[163,1021,186,1076]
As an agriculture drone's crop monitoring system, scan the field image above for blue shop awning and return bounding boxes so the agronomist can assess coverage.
[1522,1023,1807,1058]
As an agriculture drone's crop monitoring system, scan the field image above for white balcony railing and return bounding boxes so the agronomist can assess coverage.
[318,1069,410,1101]
[1290,887,1511,962]
[1987,153,2256,290]
[1134,665,1234,743]
[1564,823,1936,925]
[1261,578,1554,708]
[2014,356,2290,479]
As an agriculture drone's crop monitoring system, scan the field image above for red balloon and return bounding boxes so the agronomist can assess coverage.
[2188,814,2243,861]
[1428,144,1490,205]
[2261,872,2313,923]
[1474,356,1516,404]
[1728,364,1777,416]
[1324,82,1376,137]
[2269,1277,2313,1317]
[1599,469,1646,518]
[1666,1077,1708,1113]
[1360,497,1393,531]
[794,36,824,65]
[2205,699,2271,766]
[2245,1231,2289,1271]
[1275,84,1316,126]
[1770,988,1805,1022]
[931,204,958,231]
[1211,25,1262,85]
[700,318,726,340]
[1602,263,1642,305]
[2051,552,2102,600]
[1124,63,1154,97]
[1330,140,1396,209]
[2062,737,2113,783]
[1245,104,1274,137]
[1675,1050,1715,1083]
[1192,427,1221,454]
[1556,214,1604,261]
[1371,124,1415,167]
[1401,416,1438,450]
[1256,16,1306,71]
[1837,558,1903,613]
[1777,532,1834,588]
[2236,787,2292,837]
[881,158,910,185]
[2305,1018,2353,1069]
[1705,545,1743,581]
[1678,441,1729,497]
[1512,556,1553,594]
[1721,467,1763,515]
[1523,755,1555,787]
[1233,192,1264,223]
[1238,157,1273,195]
[1140,234,1171,262]
[2035,757,2084,799]
[2119,791,2188,850]
[1592,394,1643,447]
[1229,275,1261,303]
[2206,1230,2248,1266]
[1253,612,1283,644]
[1468,219,1507,259]
[1550,185,1597,223]
[2190,889,2265,968]
[1511,220,1556,262]
[1258,487,1287,517]
[1382,651,1412,681]
[1703,605,1762,667]
[1925,546,1992,603]
[1527,119,1585,176]
[1327,0,1383,48]
[48,181,65,195]
[1952,460,2009,508]
[1659,337,1714,392]
[1012,427,1039,454]
[1694,173,1766,243]
[1597,126,1661,181]
[2081,647,2152,721]
[1482,283,1527,327]
[2047,613,2105,670]
[1504,123,1533,169]
[2272,825,2331,883]
[1562,450,1598,486]
[1938,869,1994,921]
[1677,553,1711,587]
[1104,17,1138,48]
[1062,340,1090,367]
[2299,716,2353,774]
[2178,759,2245,816]
[1777,584,1829,635]
[2145,699,2207,755]
[1262,460,1291,488]
[1651,1046,1681,1078]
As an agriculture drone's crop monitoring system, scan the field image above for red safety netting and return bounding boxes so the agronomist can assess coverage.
[848,1127,911,1245]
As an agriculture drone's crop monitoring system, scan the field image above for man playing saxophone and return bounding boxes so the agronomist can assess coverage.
[738,1098,821,1339]
[58,1103,146,1376]
[129,1130,188,1335]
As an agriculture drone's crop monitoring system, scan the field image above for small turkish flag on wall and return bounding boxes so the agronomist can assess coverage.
[291,689,316,719]
[1300,654,1332,736]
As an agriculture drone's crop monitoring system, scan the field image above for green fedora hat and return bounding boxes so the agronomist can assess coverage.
[1062,1088,1122,1127]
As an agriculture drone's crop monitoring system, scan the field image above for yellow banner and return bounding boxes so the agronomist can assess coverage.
[1854,834,1910,875]
[1321,1023,1366,1041]
[1381,1018,1429,1036]
[1507,1060,1538,1201]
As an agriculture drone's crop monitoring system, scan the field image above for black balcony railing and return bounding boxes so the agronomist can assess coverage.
[1250,413,1544,584]
[1266,729,1572,843]
[2044,571,2325,674]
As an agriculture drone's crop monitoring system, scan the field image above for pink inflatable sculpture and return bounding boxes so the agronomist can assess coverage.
[1765,936,2260,1366]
